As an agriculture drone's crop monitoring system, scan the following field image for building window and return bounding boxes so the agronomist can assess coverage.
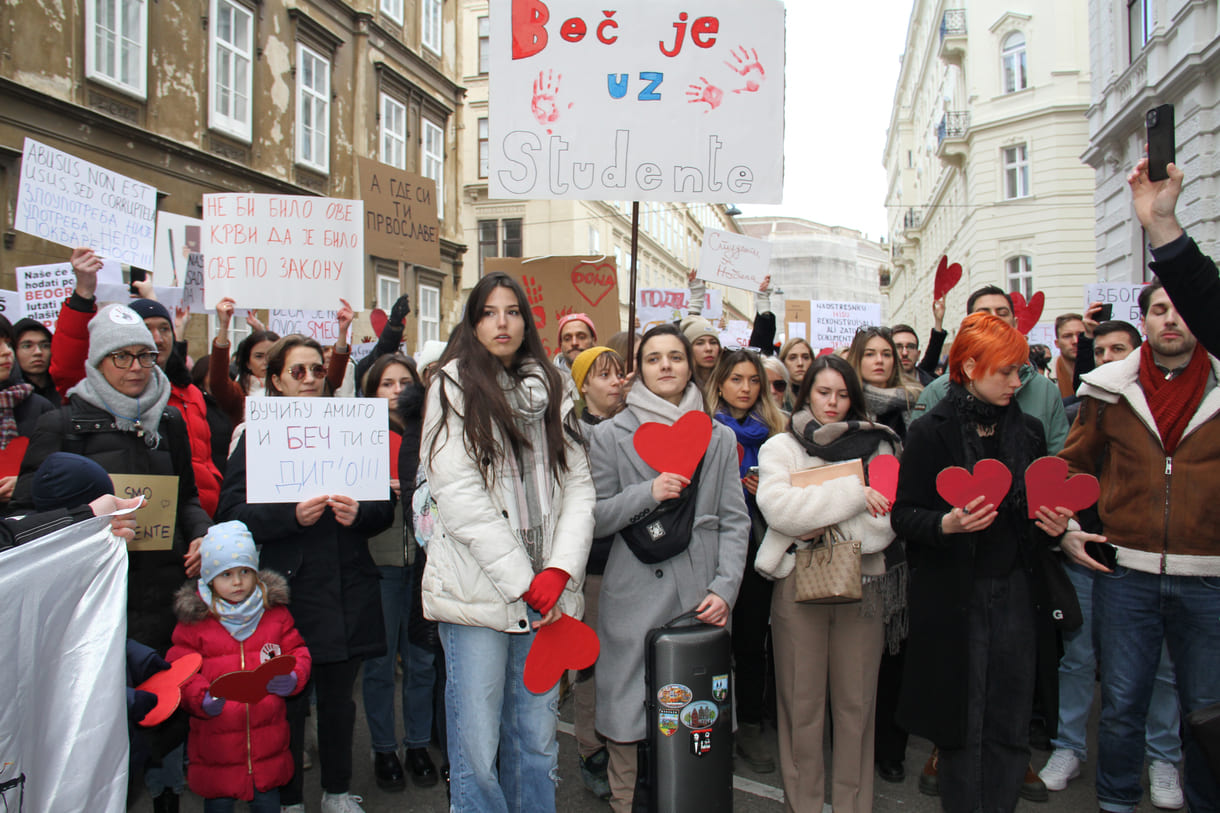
[377,273,401,310]
[1128,0,1150,62]
[209,0,253,140]
[478,218,523,274]
[1006,256,1034,299]
[296,43,330,173]
[381,0,403,27]
[380,93,407,169]
[422,119,444,213]
[418,283,440,345]
[422,0,442,55]
[1001,32,1027,93]
[87,0,148,98]
[1002,144,1030,199]
[478,117,489,178]
[478,16,491,74]
[588,225,601,253]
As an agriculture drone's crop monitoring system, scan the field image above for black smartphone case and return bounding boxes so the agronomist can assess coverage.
[1147,104,1175,182]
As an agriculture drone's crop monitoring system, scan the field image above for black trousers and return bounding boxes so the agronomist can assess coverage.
[281,657,363,803]
[731,560,773,725]
[874,643,910,763]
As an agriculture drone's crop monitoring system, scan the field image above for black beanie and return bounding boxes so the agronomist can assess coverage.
[31,452,115,512]
[127,298,173,329]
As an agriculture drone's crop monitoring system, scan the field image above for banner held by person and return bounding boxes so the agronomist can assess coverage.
[268,309,342,344]
[810,300,883,351]
[697,228,772,291]
[636,287,723,332]
[110,474,179,552]
[15,262,112,331]
[721,319,752,349]
[358,156,441,268]
[1085,283,1146,325]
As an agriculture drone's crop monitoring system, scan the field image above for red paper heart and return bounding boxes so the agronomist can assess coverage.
[1010,291,1045,336]
[1024,456,1100,519]
[210,655,296,704]
[0,436,29,479]
[369,308,388,337]
[933,255,962,301]
[571,262,617,308]
[524,614,600,694]
[136,652,202,727]
[633,411,713,481]
[868,455,900,503]
[388,431,402,481]
[935,459,1013,509]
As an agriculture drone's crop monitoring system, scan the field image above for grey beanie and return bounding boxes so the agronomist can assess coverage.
[88,304,156,368]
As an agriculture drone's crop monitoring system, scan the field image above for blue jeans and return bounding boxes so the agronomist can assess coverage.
[362,564,437,752]
[1052,562,1181,763]
[144,742,185,795]
[201,788,279,813]
[440,615,559,813]
[1095,566,1220,813]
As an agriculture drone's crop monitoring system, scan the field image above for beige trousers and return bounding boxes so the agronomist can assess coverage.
[573,573,605,759]
[605,738,639,813]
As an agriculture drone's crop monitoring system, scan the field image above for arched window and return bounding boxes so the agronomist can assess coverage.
[1002,32,1028,93]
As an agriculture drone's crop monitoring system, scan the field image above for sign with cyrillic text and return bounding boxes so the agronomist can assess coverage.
[358,156,441,268]
[697,228,771,291]
[1085,283,1146,325]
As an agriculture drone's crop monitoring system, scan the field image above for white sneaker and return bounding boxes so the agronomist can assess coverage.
[1038,748,1082,791]
[321,793,365,813]
[1149,760,1184,809]
[280,806,306,813]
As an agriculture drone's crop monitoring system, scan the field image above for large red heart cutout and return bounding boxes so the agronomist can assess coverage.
[868,455,900,503]
[369,308,388,337]
[933,255,962,301]
[0,436,29,479]
[1010,291,1045,336]
[210,655,297,704]
[136,652,202,727]
[1024,456,1100,519]
[571,262,616,308]
[935,459,1012,509]
[633,411,713,481]
[523,614,600,694]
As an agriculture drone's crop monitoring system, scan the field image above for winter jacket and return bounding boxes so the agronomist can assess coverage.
[210,338,352,426]
[1149,233,1220,359]
[1058,350,1220,575]
[168,571,312,801]
[216,432,394,664]
[421,360,596,632]
[0,377,55,440]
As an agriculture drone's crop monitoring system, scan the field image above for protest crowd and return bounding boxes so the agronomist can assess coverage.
[4,151,1220,813]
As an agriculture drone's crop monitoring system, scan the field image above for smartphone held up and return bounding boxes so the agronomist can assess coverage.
[1146,103,1175,182]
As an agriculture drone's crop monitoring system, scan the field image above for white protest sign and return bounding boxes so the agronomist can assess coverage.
[244,396,390,503]
[93,263,185,311]
[1085,283,1146,325]
[697,228,771,291]
[349,341,378,364]
[809,300,882,351]
[721,319,752,349]
[154,211,201,289]
[14,262,106,331]
[200,194,365,309]
[0,290,23,323]
[14,137,157,267]
[636,287,722,331]
[268,310,342,344]
[489,0,785,203]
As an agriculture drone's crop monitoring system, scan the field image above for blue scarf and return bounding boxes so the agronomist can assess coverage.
[714,410,771,478]
[198,581,266,642]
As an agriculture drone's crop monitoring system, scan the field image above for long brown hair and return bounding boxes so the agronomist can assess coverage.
[792,355,870,421]
[704,349,785,435]
[364,353,419,431]
[264,335,325,396]
[846,327,922,401]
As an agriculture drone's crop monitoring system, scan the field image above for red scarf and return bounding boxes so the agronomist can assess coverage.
[1138,342,1210,454]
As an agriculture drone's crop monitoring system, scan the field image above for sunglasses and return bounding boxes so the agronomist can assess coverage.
[288,363,327,381]
[771,379,788,393]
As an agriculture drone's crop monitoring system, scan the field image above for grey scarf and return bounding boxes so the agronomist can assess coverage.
[67,364,172,448]
[863,383,917,429]
[625,381,705,427]
[500,362,553,573]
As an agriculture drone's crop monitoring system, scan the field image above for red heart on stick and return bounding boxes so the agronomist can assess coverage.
[210,655,296,704]
[868,455,900,503]
[136,652,202,727]
[0,436,29,479]
[571,262,617,308]
[933,255,962,301]
[369,308,388,337]
[524,614,600,694]
[1010,291,1045,336]
[633,411,713,481]
[935,459,1013,509]
[1024,456,1100,519]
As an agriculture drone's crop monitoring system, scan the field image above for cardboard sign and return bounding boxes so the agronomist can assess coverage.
[697,228,772,291]
[111,474,180,552]
[784,300,810,343]
[721,319,752,349]
[1085,283,1146,325]
[268,310,341,344]
[14,138,158,268]
[488,0,785,203]
[485,256,621,359]
[636,287,722,332]
[357,156,441,268]
[810,300,882,351]
[154,212,201,289]
[243,396,390,503]
[200,194,365,310]
[790,458,864,489]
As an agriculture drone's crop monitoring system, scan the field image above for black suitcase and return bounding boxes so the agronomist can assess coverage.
[641,611,733,812]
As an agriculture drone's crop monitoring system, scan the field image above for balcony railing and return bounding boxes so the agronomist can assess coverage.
[940,9,966,41]
[937,111,970,147]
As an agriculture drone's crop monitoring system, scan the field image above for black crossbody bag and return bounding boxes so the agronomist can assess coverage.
[619,461,705,565]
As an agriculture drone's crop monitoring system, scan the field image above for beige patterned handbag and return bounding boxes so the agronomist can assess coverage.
[792,525,862,604]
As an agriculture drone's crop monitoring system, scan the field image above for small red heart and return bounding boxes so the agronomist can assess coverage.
[210,655,296,704]
[0,436,29,479]
[389,432,402,481]
[1010,291,1045,336]
[633,411,713,481]
[933,255,962,301]
[136,652,202,727]
[868,455,900,503]
[523,614,600,694]
[571,262,617,308]
[1024,456,1100,519]
[935,459,1013,509]
[369,308,388,337]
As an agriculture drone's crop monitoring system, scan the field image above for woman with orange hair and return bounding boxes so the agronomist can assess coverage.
[891,313,1072,813]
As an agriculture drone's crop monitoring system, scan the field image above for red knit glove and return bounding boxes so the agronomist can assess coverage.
[522,568,570,615]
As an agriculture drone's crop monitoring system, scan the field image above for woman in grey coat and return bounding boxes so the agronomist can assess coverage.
[587,324,750,813]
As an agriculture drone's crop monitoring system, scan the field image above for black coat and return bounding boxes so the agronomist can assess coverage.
[890,396,1059,749]
[0,378,55,439]
[217,432,395,665]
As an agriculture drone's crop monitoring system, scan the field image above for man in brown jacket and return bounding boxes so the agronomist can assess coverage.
[1059,279,1220,813]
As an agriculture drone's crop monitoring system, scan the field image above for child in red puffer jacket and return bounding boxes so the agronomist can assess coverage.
[168,521,311,812]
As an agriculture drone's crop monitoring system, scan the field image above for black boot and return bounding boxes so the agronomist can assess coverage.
[151,790,179,813]
[374,750,406,792]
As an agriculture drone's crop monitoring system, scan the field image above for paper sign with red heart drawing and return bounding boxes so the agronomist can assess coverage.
[868,455,900,503]
[0,436,29,479]
[210,655,297,704]
[572,262,616,308]
[136,652,202,727]
[1010,291,1045,336]
[933,256,962,301]
[935,459,1013,509]
[524,614,600,694]
[1024,456,1100,519]
[633,411,713,481]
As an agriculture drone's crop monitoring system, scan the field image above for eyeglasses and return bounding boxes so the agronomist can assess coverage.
[107,350,158,369]
[288,363,327,381]
[18,341,51,352]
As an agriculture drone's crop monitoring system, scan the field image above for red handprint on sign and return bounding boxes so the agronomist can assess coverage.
[725,46,765,94]
[531,70,570,134]
[685,77,725,112]
[522,275,546,328]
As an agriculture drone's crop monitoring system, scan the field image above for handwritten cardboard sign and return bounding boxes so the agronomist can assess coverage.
[200,194,365,310]
[14,138,158,268]
[111,474,180,552]
[810,300,882,351]
[357,156,441,268]
[244,396,390,503]
[1085,283,1146,325]
[488,0,785,203]
[636,287,723,332]
[268,310,341,344]
[697,228,771,291]
[784,300,810,343]
[154,212,201,290]
[485,256,621,359]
